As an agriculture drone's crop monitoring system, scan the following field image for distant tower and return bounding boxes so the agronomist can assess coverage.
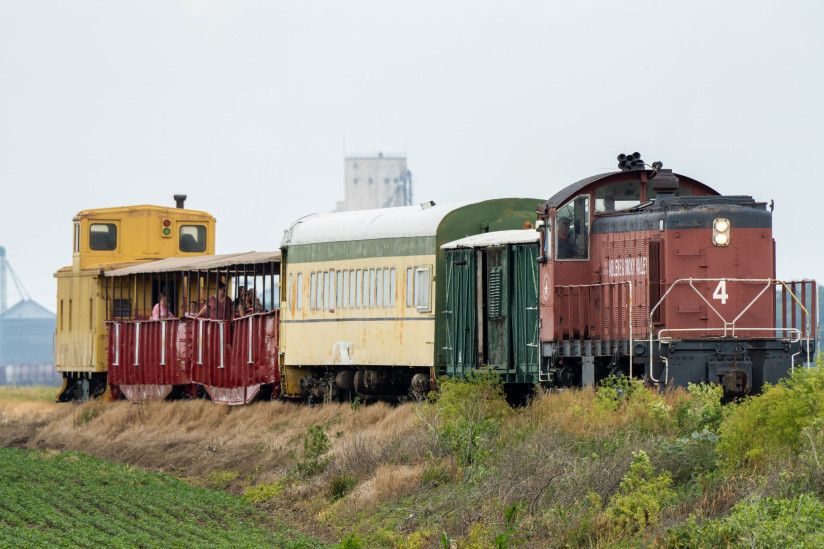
[335,153,412,212]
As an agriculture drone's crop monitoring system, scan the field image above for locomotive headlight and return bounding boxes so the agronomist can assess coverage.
[712,218,731,247]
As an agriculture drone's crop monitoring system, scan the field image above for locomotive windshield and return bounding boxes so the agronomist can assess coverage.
[555,195,589,260]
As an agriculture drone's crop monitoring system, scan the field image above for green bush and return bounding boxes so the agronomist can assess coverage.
[664,494,824,548]
[595,375,644,412]
[717,366,824,471]
[675,382,724,434]
[297,425,333,477]
[429,371,510,470]
[605,450,675,535]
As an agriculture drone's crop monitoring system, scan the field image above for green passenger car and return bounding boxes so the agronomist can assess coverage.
[442,230,541,385]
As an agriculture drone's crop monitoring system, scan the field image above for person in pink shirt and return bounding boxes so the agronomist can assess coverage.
[151,292,174,320]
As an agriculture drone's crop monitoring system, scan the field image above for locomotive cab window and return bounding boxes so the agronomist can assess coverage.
[89,223,117,251]
[555,195,589,261]
[595,180,641,213]
[179,225,206,253]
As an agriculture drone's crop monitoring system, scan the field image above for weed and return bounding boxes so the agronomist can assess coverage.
[339,531,363,549]
[243,480,283,503]
[421,462,451,486]
[595,375,643,412]
[673,382,724,434]
[329,473,358,501]
[494,502,525,548]
[205,470,239,489]
[73,402,104,427]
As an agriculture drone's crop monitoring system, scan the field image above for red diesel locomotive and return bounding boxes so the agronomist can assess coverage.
[532,156,815,394]
[443,154,815,397]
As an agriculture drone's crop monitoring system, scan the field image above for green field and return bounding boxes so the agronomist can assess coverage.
[0,448,332,549]
[0,386,59,402]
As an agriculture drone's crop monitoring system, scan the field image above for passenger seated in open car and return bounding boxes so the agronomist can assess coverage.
[184,300,199,318]
[151,292,175,320]
[238,289,264,316]
[196,282,234,320]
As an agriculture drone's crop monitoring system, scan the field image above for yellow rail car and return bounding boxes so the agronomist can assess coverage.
[54,196,215,401]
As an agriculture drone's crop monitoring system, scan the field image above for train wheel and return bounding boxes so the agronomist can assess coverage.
[557,366,580,387]
[608,365,628,379]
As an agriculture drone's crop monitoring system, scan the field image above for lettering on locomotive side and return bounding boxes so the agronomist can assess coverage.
[606,257,648,279]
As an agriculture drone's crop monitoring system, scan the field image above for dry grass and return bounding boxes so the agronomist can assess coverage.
[350,463,424,505]
[524,386,690,439]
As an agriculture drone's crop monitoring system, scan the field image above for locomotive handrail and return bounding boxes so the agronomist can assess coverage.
[648,278,816,384]
[553,280,633,375]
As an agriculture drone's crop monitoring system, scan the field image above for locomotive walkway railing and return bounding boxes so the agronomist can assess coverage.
[648,278,817,384]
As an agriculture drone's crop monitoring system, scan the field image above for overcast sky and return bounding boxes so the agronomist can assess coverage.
[1,1,822,312]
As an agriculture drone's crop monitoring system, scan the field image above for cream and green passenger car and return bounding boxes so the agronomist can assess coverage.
[279,198,540,401]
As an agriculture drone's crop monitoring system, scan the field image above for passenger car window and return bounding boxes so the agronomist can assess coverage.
[179,225,206,253]
[89,223,117,251]
[414,266,431,312]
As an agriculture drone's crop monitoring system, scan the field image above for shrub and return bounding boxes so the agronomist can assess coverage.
[595,375,644,412]
[663,494,824,548]
[426,371,510,470]
[675,382,724,434]
[717,366,824,471]
[296,425,332,477]
[605,450,675,535]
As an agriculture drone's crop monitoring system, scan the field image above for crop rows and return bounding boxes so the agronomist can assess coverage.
[0,448,329,548]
